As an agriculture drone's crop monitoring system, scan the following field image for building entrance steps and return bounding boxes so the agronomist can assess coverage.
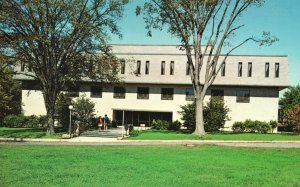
[80,126,124,138]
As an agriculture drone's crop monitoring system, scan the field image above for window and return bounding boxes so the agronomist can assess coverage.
[136,60,141,74]
[170,61,174,75]
[211,89,224,100]
[67,85,79,97]
[186,61,190,75]
[185,88,194,101]
[120,60,125,74]
[248,62,252,77]
[161,88,174,100]
[161,61,165,75]
[238,62,242,77]
[275,63,280,78]
[114,86,125,99]
[221,62,225,77]
[145,61,150,75]
[236,90,250,103]
[265,62,269,77]
[90,86,102,98]
[137,87,149,99]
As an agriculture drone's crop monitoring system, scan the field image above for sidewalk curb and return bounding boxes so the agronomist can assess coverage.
[1,137,300,144]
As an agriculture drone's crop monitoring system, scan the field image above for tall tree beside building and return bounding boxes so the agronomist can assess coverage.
[0,58,22,123]
[279,85,300,132]
[137,0,278,135]
[0,0,128,133]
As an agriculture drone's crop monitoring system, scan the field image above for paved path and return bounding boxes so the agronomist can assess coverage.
[1,138,300,148]
[1,127,299,148]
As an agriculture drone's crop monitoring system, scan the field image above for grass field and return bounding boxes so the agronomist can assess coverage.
[0,145,299,187]
[128,130,300,141]
[0,127,63,139]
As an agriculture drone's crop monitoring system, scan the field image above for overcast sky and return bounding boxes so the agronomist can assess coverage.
[111,0,300,86]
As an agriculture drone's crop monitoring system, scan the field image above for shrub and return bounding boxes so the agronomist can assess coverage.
[3,115,26,127]
[179,99,230,132]
[178,102,195,131]
[72,95,95,133]
[232,121,245,133]
[168,120,181,131]
[232,119,272,134]
[129,130,141,137]
[151,119,169,130]
[203,98,230,132]
[3,114,46,128]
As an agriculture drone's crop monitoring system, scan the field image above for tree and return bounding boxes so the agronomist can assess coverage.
[137,0,277,135]
[0,58,22,124]
[279,85,300,133]
[285,104,300,133]
[0,0,128,133]
[279,85,300,115]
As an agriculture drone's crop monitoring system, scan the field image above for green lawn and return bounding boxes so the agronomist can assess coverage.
[128,130,300,141]
[0,127,63,139]
[0,145,299,187]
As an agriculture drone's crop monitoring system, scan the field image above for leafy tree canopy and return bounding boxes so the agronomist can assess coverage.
[0,0,128,133]
[279,85,300,113]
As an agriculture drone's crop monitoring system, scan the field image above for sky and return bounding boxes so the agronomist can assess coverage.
[111,0,300,86]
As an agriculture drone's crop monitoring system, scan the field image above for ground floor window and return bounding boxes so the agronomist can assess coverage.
[114,86,125,99]
[161,88,174,100]
[67,85,79,97]
[137,87,149,99]
[185,88,194,101]
[236,90,250,103]
[90,86,102,98]
[211,89,224,101]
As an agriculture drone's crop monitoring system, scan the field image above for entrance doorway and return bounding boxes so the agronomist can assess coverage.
[113,110,173,127]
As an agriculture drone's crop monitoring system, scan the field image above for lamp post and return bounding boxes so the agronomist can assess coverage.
[68,105,73,136]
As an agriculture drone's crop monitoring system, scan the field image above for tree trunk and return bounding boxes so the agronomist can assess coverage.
[193,96,206,136]
[43,88,58,134]
[46,109,55,134]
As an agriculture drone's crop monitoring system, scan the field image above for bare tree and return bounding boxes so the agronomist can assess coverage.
[137,0,278,135]
[0,0,128,133]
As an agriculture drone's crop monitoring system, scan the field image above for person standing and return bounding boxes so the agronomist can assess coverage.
[104,114,109,131]
[98,116,103,131]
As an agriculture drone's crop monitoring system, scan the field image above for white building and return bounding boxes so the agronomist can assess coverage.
[17,45,289,130]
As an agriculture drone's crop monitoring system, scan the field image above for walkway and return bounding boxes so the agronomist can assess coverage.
[1,138,300,148]
[1,127,299,148]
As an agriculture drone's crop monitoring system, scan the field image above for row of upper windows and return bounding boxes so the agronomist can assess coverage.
[120,60,175,75]
[237,62,280,78]
[19,59,280,79]
[68,86,250,103]
[120,60,280,78]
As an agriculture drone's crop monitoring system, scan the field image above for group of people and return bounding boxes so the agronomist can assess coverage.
[98,114,110,131]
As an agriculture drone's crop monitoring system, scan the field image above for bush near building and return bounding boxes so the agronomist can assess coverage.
[179,99,230,132]
[2,115,46,128]
[232,119,277,134]
[72,95,95,133]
